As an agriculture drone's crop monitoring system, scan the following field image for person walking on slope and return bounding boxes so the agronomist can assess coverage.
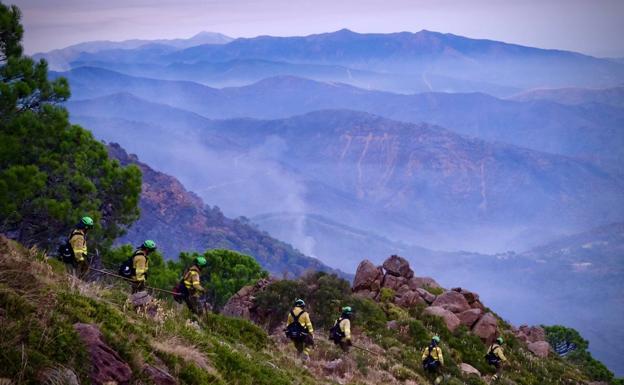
[486,337,507,383]
[422,335,445,384]
[62,216,94,277]
[182,256,207,315]
[130,240,157,293]
[329,306,353,352]
[285,298,314,361]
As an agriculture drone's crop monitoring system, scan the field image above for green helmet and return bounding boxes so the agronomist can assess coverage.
[496,337,504,345]
[432,335,441,344]
[294,298,306,307]
[81,216,94,228]
[142,240,157,251]
[195,256,207,267]
[342,306,353,314]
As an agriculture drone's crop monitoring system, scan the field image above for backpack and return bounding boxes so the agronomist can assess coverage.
[57,230,83,264]
[118,255,136,278]
[485,345,501,365]
[422,345,441,370]
[329,318,345,343]
[285,309,309,341]
[172,280,189,303]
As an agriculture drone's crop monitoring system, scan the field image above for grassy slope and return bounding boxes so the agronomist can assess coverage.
[0,237,608,385]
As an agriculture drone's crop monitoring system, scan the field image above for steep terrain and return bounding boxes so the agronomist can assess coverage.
[2,238,620,384]
[107,143,343,278]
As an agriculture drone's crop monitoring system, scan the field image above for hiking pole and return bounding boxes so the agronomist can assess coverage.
[87,267,177,295]
[351,343,383,356]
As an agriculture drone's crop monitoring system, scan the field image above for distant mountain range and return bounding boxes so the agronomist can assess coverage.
[56,68,624,165]
[510,86,624,108]
[107,142,344,278]
[40,29,624,94]
[70,108,624,254]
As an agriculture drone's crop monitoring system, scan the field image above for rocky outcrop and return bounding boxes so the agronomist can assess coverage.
[222,278,274,322]
[460,363,481,377]
[74,323,132,385]
[395,290,426,307]
[143,364,178,385]
[432,291,471,313]
[353,260,383,291]
[528,341,551,358]
[517,325,546,343]
[382,255,414,278]
[472,312,498,343]
[409,276,441,290]
[458,308,483,328]
[415,288,436,304]
[451,287,480,304]
[423,306,461,332]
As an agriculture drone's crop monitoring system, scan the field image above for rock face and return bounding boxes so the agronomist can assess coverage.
[519,325,546,343]
[382,255,414,278]
[460,363,481,376]
[222,278,273,322]
[458,308,483,328]
[395,290,426,307]
[143,364,178,385]
[451,287,480,304]
[472,312,499,343]
[74,323,132,385]
[415,288,436,304]
[423,306,461,332]
[432,291,471,313]
[409,276,441,290]
[528,341,551,358]
[353,260,383,291]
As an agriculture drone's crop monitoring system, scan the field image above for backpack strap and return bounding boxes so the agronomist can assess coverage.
[290,309,303,322]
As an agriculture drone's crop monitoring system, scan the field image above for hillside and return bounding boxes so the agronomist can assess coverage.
[58,68,624,164]
[1,238,621,384]
[510,86,624,108]
[107,143,344,278]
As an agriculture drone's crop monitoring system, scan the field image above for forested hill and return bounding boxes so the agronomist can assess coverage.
[107,143,345,278]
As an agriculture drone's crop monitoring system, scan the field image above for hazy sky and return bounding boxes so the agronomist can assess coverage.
[10,0,624,57]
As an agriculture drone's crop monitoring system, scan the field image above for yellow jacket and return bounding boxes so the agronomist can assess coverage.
[286,306,313,333]
[69,229,87,262]
[339,318,351,340]
[132,250,149,282]
[422,345,444,365]
[488,344,507,362]
[183,265,204,294]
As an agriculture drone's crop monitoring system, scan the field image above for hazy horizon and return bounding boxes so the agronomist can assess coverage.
[11,0,624,57]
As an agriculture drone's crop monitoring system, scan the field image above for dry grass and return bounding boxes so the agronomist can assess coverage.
[151,337,221,378]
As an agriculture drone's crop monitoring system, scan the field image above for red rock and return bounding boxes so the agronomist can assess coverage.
[460,363,481,377]
[457,308,483,328]
[409,276,441,290]
[396,284,411,296]
[472,313,498,344]
[519,325,546,343]
[451,287,480,304]
[353,260,383,291]
[74,323,132,385]
[382,255,414,278]
[432,291,471,313]
[395,290,426,307]
[415,288,436,304]
[423,306,461,332]
[382,274,406,290]
[470,299,485,311]
[143,364,178,385]
[528,341,551,357]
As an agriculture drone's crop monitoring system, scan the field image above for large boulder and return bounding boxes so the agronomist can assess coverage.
[457,308,483,328]
[451,287,480,304]
[382,274,407,291]
[432,291,471,313]
[528,341,551,358]
[460,363,481,377]
[353,260,383,291]
[408,276,441,290]
[470,299,486,311]
[222,278,273,321]
[395,290,426,308]
[423,306,461,332]
[519,325,546,343]
[472,312,499,343]
[74,323,132,385]
[382,255,414,278]
[143,364,178,385]
[415,288,436,304]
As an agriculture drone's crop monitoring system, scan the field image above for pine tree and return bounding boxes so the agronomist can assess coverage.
[0,3,141,249]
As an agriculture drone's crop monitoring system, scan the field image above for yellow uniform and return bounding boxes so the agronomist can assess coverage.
[69,229,87,262]
[286,306,314,359]
[422,345,444,365]
[339,318,351,340]
[488,343,507,381]
[183,265,205,315]
[132,250,149,282]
